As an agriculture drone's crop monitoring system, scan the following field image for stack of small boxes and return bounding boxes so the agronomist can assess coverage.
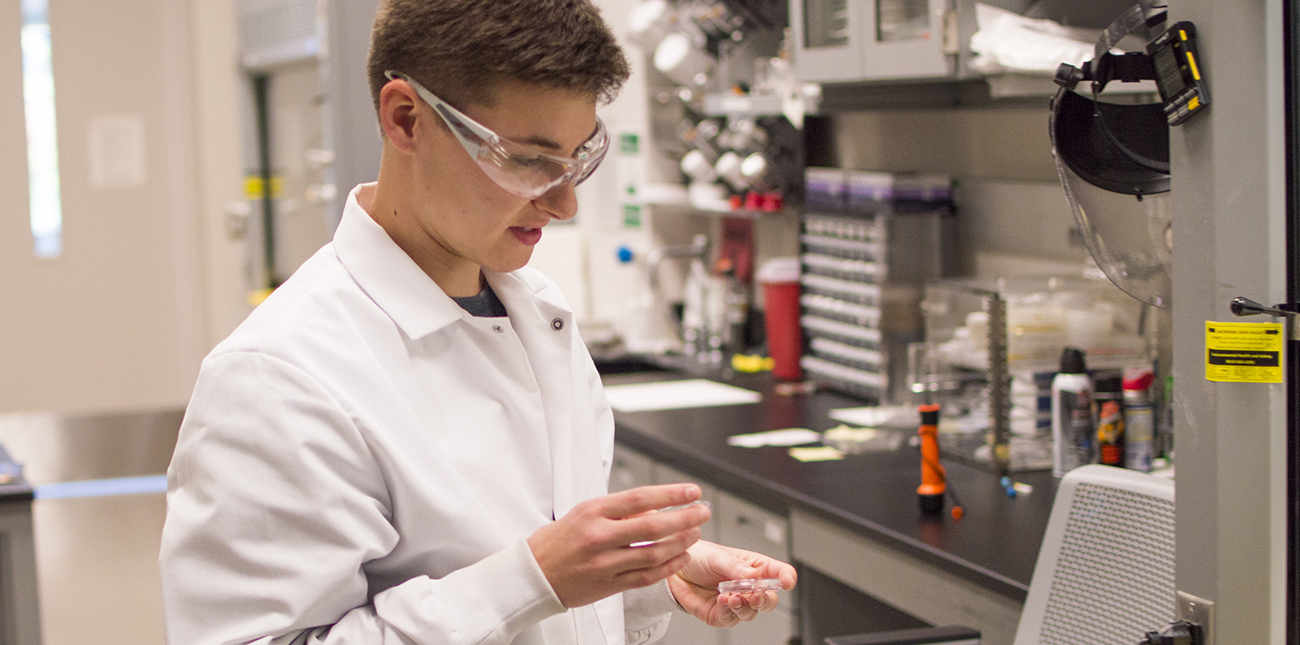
[799,168,958,402]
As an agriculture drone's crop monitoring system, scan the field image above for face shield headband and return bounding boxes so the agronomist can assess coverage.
[386,71,609,200]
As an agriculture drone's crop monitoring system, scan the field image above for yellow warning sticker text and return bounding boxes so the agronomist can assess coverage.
[1205,321,1284,383]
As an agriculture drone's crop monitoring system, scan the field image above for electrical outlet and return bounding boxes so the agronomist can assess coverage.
[1176,591,1214,645]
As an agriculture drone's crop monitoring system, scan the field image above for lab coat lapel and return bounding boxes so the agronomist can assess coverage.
[482,270,625,645]
[487,270,585,519]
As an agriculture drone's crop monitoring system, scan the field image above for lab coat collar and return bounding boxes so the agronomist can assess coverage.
[334,184,461,340]
[334,184,571,340]
[482,267,572,318]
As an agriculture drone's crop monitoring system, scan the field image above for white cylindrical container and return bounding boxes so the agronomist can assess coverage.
[654,32,715,87]
[680,149,717,182]
[714,151,748,190]
[1051,347,1094,478]
[627,0,672,51]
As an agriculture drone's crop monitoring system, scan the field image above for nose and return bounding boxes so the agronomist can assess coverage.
[532,182,578,221]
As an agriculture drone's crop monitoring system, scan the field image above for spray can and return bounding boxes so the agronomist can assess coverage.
[1094,375,1124,467]
[1123,367,1156,472]
[1051,347,1094,478]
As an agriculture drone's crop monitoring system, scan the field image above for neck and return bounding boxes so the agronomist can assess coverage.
[364,156,484,298]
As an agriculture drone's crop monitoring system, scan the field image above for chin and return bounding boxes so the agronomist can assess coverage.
[487,250,534,274]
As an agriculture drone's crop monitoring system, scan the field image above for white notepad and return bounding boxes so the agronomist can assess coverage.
[828,405,919,428]
[603,379,762,412]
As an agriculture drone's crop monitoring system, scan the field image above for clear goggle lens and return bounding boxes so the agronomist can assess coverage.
[388,71,608,200]
[463,116,608,199]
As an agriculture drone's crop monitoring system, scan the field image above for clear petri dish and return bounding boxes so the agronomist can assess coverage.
[717,578,783,594]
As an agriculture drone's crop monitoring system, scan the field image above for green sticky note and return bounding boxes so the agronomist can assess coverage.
[788,446,844,462]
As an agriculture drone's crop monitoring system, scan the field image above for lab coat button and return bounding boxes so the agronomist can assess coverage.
[492,325,504,333]
[551,318,564,331]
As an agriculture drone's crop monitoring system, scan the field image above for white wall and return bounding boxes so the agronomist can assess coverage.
[0,0,248,415]
[193,0,256,352]
[834,107,1059,183]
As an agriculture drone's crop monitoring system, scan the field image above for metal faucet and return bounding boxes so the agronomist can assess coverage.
[645,234,710,291]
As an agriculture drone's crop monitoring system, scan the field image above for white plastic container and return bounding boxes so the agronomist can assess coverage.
[1051,347,1094,478]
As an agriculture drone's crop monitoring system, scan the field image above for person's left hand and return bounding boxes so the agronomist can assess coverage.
[666,541,797,628]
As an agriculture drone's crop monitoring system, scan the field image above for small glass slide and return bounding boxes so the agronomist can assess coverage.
[656,500,712,513]
[717,578,783,594]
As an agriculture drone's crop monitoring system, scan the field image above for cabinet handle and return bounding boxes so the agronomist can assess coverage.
[1231,296,1299,338]
[941,10,959,55]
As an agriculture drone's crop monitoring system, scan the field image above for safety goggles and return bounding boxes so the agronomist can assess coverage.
[386,71,609,200]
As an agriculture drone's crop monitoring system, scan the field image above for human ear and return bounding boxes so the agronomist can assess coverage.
[378,80,421,153]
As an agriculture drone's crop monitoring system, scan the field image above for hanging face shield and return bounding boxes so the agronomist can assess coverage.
[1050,0,1208,308]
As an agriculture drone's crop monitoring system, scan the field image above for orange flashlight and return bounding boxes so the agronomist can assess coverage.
[917,404,946,515]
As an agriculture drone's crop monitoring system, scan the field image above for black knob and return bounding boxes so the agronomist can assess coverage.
[1231,297,1284,317]
[1054,62,1085,89]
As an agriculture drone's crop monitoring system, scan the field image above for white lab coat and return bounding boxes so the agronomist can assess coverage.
[160,184,673,645]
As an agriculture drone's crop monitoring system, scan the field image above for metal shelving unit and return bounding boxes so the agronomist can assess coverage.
[797,170,958,403]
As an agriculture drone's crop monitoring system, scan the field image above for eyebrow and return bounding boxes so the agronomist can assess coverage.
[513,119,602,156]
[513,135,566,152]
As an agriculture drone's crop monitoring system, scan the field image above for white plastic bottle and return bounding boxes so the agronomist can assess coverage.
[1051,347,1094,478]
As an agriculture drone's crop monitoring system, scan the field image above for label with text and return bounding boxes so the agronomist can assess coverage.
[1205,321,1284,383]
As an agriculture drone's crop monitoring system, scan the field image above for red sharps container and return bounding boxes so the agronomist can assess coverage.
[757,258,803,381]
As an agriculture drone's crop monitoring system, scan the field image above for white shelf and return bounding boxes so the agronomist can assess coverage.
[702,92,785,117]
[985,72,1159,100]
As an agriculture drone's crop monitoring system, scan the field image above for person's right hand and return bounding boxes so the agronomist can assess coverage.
[528,484,711,608]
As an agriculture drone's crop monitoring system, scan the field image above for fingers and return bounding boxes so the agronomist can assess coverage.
[602,484,702,520]
[759,558,798,588]
[718,589,778,616]
[706,593,757,626]
[726,549,798,592]
[591,486,710,548]
[626,526,702,563]
[529,486,712,608]
[726,593,761,621]
[621,507,710,547]
[614,549,694,589]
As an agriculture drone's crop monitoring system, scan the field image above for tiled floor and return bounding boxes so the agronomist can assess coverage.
[0,409,181,645]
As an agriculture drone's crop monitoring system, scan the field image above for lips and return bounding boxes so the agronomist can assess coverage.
[510,226,543,246]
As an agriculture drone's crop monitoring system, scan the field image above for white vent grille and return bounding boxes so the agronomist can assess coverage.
[1038,482,1175,645]
[239,0,318,66]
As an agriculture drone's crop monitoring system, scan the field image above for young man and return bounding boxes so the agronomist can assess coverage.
[159,1,795,644]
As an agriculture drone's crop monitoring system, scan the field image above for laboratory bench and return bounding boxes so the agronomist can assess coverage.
[601,365,1058,645]
[0,446,40,645]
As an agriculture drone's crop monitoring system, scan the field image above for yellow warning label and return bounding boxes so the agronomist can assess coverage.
[1205,321,1283,383]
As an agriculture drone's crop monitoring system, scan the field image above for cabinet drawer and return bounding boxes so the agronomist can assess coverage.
[655,463,720,543]
[715,490,789,562]
[723,604,793,645]
[716,489,795,615]
[611,444,655,493]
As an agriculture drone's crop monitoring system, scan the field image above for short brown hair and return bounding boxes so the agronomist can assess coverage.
[367,0,630,115]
